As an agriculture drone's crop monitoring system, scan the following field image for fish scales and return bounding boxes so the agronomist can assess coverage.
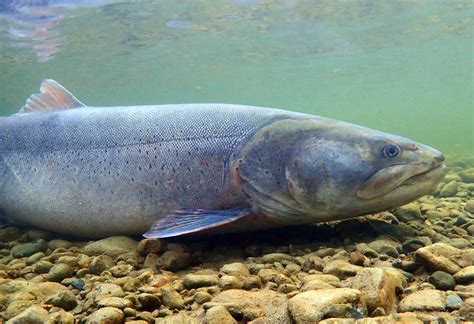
[0,104,292,237]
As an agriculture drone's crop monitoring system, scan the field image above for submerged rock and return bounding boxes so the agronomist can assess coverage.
[416,243,474,274]
[453,266,474,283]
[6,305,48,324]
[211,289,290,323]
[398,289,446,312]
[83,236,138,257]
[11,240,48,258]
[206,305,237,324]
[428,271,456,291]
[288,288,361,323]
[348,267,405,313]
[87,307,124,324]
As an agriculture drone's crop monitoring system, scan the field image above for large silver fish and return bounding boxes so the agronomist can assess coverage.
[0,80,447,238]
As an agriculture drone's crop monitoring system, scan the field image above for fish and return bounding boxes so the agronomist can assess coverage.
[0,79,447,239]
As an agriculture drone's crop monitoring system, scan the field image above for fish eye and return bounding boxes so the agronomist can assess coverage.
[382,143,401,158]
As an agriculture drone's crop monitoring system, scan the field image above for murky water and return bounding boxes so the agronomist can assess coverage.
[0,0,472,153]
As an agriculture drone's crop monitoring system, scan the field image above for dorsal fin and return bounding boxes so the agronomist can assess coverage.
[18,79,85,114]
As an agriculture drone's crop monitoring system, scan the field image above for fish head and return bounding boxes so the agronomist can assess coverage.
[234,117,447,223]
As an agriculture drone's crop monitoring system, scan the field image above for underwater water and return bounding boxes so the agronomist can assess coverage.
[0,0,472,154]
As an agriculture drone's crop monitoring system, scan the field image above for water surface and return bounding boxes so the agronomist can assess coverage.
[0,0,472,153]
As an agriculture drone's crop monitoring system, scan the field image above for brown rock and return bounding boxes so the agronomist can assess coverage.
[415,243,474,274]
[206,305,237,324]
[288,288,361,323]
[137,238,163,255]
[6,305,48,324]
[398,289,446,312]
[87,307,124,324]
[323,260,363,279]
[348,267,406,313]
[212,289,290,323]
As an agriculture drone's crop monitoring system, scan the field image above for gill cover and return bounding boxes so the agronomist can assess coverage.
[231,118,323,222]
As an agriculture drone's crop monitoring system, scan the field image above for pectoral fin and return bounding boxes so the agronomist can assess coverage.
[143,208,251,238]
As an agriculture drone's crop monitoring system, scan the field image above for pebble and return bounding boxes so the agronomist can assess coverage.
[45,290,78,310]
[183,273,219,288]
[6,305,49,324]
[415,242,473,274]
[97,296,133,309]
[402,237,432,254]
[220,275,244,290]
[288,288,361,323]
[87,307,124,324]
[26,252,45,265]
[11,239,48,258]
[159,251,192,272]
[428,271,456,291]
[47,310,75,324]
[46,263,74,282]
[0,227,21,242]
[348,267,405,313]
[395,203,423,222]
[323,260,363,279]
[83,236,138,257]
[398,289,446,312]
[206,305,237,324]
[137,238,163,255]
[453,265,474,283]
[48,239,73,250]
[220,262,250,276]
[368,239,401,258]
[25,228,52,241]
[439,181,459,197]
[465,200,474,213]
[262,253,294,263]
[212,289,290,323]
[193,291,213,304]
[136,293,161,310]
[446,294,463,310]
[459,297,474,321]
[89,255,115,274]
[160,286,185,310]
[89,283,125,299]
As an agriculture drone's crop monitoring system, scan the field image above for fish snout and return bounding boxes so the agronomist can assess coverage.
[434,152,445,164]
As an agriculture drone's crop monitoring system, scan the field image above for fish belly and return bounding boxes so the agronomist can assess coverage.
[0,104,289,237]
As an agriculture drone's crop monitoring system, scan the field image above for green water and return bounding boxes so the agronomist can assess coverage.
[0,0,472,154]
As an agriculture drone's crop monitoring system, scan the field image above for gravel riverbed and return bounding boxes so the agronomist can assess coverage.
[1,155,473,323]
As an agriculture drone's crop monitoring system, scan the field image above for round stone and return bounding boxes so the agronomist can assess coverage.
[429,271,456,291]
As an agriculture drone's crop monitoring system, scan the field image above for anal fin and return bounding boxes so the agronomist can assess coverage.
[143,208,251,238]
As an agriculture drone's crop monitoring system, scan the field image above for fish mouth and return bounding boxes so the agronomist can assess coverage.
[399,163,448,187]
[356,161,447,200]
